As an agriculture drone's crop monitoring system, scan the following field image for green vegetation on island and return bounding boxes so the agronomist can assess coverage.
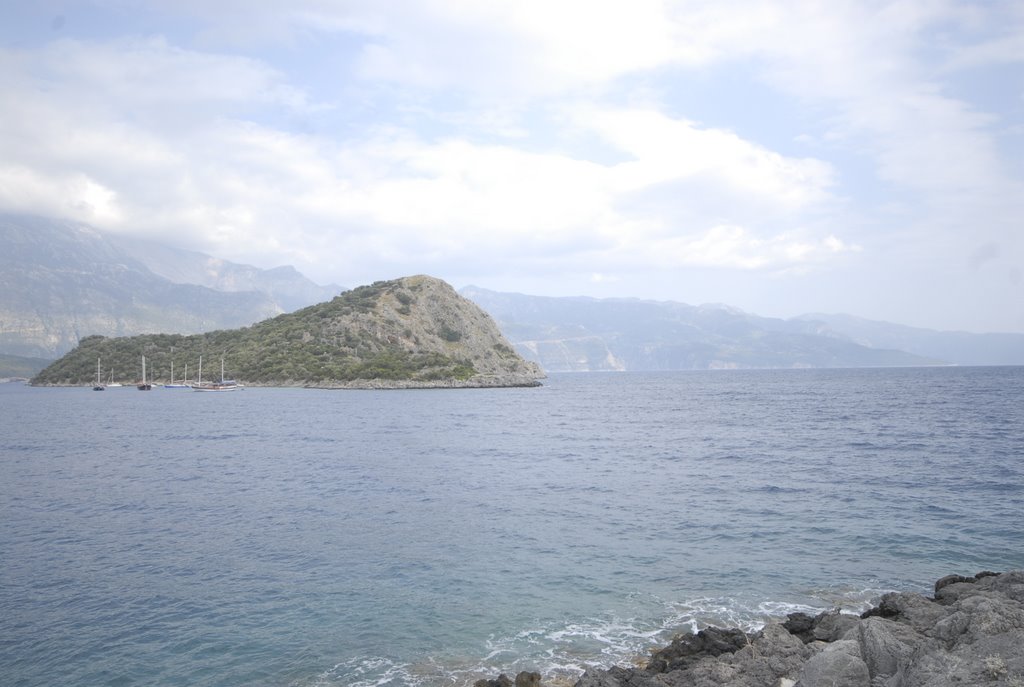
[31,275,543,388]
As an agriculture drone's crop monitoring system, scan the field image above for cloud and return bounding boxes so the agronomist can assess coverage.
[580,107,835,210]
[1,1,1022,331]
[0,29,854,285]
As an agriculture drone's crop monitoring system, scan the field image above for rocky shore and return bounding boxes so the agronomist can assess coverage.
[477,571,1024,687]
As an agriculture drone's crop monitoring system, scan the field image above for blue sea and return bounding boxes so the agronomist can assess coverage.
[2,367,1023,687]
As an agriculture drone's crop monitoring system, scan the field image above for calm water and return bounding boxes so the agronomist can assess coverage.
[2,367,1023,687]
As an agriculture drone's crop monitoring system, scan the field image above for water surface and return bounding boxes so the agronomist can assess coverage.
[2,367,1022,686]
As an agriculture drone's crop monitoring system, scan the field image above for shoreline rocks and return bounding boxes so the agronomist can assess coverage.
[482,571,1024,687]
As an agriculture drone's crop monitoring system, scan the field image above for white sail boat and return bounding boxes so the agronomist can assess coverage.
[192,355,242,392]
[138,355,152,391]
[93,357,105,391]
[163,360,190,388]
[107,369,122,387]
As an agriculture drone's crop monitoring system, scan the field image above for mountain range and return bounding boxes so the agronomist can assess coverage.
[2,214,1021,376]
[0,214,340,359]
[460,287,1024,371]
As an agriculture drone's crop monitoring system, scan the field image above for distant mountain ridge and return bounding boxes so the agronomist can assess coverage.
[0,214,341,359]
[795,313,1024,367]
[111,234,340,312]
[5,214,1020,371]
[459,286,1017,371]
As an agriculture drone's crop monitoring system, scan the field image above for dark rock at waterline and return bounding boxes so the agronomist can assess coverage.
[567,570,1024,687]
[515,671,542,687]
[474,671,542,687]
[647,627,751,673]
[783,609,860,644]
[932,569,999,598]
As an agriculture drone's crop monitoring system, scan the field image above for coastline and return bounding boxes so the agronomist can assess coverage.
[27,374,544,389]
[476,571,1024,687]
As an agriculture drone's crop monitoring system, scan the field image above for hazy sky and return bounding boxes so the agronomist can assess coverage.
[1,1,1022,333]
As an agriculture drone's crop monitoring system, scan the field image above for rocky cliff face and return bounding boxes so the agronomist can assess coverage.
[317,275,544,385]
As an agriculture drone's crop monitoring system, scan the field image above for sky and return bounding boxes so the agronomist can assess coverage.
[1,1,1022,333]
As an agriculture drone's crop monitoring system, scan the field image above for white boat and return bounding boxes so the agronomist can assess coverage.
[92,357,105,391]
[107,369,122,388]
[192,356,243,392]
[163,360,190,389]
[138,355,152,391]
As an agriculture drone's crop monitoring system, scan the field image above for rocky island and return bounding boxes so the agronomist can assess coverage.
[31,275,544,389]
[478,571,1024,687]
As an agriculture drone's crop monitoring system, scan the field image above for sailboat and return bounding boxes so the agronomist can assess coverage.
[107,369,122,388]
[191,355,243,392]
[138,355,152,391]
[163,360,190,389]
[93,358,105,391]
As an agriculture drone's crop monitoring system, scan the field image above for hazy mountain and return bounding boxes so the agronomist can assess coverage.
[460,287,942,371]
[795,313,1024,366]
[0,352,51,380]
[111,235,341,312]
[34,276,543,388]
[0,215,340,359]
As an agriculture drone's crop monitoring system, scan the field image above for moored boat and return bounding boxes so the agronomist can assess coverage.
[93,357,105,391]
[191,356,243,392]
[138,355,152,391]
[163,360,190,388]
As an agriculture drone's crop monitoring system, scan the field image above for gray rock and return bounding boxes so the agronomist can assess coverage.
[571,572,1024,687]
[794,640,870,687]
[897,631,1024,687]
[814,611,861,643]
[515,671,543,687]
[856,617,924,681]
[785,609,860,645]
[647,627,751,673]
[783,612,819,642]
[861,593,949,634]
[933,574,973,595]
[574,666,660,687]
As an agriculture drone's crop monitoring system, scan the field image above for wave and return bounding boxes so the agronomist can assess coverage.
[300,587,886,687]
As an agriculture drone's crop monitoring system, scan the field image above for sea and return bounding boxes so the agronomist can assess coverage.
[2,367,1023,687]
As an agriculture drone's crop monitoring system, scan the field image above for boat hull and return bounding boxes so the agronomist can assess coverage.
[191,384,242,392]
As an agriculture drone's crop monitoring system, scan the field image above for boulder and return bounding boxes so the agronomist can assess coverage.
[475,675,513,687]
[475,670,545,687]
[515,671,542,687]
[856,616,925,681]
[647,627,751,673]
[794,640,870,687]
[785,609,859,644]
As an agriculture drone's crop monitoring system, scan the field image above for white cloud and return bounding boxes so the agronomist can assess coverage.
[1,1,1022,331]
[0,25,871,288]
[579,107,835,210]
[31,37,311,119]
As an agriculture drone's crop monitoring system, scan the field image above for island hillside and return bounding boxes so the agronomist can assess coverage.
[31,275,544,388]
